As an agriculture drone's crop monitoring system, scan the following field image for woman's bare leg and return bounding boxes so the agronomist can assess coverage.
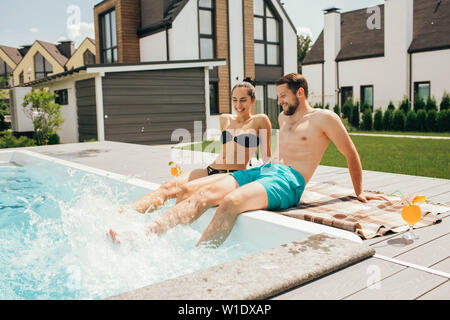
[128,168,208,213]
[146,175,239,234]
[176,173,228,204]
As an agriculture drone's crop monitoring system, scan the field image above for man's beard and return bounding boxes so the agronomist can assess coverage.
[283,100,299,116]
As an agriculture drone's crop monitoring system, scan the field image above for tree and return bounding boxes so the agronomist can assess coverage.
[297,34,312,74]
[22,89,64,145]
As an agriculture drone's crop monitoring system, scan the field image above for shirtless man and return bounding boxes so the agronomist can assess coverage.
[110,73,386,246]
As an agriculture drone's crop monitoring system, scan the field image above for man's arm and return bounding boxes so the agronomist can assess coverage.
[321,111,386,202]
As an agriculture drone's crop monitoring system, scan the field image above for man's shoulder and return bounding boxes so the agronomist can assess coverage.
[313,108,340,122]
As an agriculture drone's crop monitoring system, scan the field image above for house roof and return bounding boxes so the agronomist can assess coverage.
[37,40,69,67]
[0,45,23,65]
[303,0,450,65]
[138,0,189,37]
[408,0,450,53]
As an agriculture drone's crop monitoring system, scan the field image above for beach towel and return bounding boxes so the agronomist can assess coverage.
[276,181,447,239]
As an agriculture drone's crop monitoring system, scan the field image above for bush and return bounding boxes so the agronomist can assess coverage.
[361,109,373,130]
[0,131,36,149]
[324,103,330,110]
[399,97,411,114]
[341,118,354,132]
[313,103,323,109]
[405,110,418,131]
[350,103,360,128]
[383,109,394,130]
[360,103,371,114]
[0,114,8,131]
[440,91,450,111]
[374,109,383,130]
[48,133,60,145]
[333,104,340,116]
[437,110,449,132]
[414,95,426,112]
[387,101,395,111]
[426,96,438,112]
[393,109,406,131]
[426,110,438,132]
[342,101,353,120]
[416,109,427,131]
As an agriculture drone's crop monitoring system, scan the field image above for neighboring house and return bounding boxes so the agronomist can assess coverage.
[65,38,97,70]
[12,40,74,87]
[0,45,23,88]
[93,0,298,129]
[302,0,450,111]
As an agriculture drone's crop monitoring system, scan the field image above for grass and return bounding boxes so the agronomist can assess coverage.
[175,135,450,179]
[350,130,450,137]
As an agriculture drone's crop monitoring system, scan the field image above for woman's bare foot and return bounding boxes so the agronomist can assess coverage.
[107,229,120,244]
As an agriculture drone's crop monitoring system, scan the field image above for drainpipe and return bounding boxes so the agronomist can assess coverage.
[409,52,412,104]
[336,60,340,108]
[321,62,325,106]
[165,23,170,61]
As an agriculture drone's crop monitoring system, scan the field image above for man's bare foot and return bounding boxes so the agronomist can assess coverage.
[107,229,120,244]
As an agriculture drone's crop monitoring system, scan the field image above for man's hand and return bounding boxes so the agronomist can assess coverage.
[356,192,388,203]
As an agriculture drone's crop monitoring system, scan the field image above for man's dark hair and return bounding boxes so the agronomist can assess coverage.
[275,73,309,98]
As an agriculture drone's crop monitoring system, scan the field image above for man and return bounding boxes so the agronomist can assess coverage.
[110,73,386,246]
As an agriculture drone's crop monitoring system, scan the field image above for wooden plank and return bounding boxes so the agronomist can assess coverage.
[394,234,450,267]
[430,192,450,206]
[370,217,450,258]
[430,258,450,274]
[344,267,447,300]
[272,257,405,300]
[417,280,450,300]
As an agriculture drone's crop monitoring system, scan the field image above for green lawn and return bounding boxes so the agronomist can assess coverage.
[351,130,450,137]
[175,135,450,179]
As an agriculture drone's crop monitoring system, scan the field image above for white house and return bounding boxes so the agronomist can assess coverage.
[302,0,450,111]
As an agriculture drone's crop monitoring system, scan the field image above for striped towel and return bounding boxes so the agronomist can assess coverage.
[276,181,447,239]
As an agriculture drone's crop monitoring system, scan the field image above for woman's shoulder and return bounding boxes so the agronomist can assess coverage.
[253,113,271,128]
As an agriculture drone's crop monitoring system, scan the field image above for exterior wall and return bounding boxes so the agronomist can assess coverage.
[243,0,255,79]
[12,42,65,86]
[9,87,33,132]
[76,78,97,142]
[168,0,199,61]
[302,63,323,106]
[228,0,244,90]
[323,11,340,107]
[271,0,297,76]
[94,0,140,64]
[215,0,231,114]
[0,49,17,73]
[101,68,206,145]
[140,30,167,62]
[45,79,80,143]
[412,49,450,106]
[65,39,96,70]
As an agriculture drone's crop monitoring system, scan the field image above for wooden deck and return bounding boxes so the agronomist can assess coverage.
[273,165,450,300]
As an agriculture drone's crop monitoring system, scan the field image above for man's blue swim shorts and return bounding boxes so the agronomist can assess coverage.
[230,163,306,210]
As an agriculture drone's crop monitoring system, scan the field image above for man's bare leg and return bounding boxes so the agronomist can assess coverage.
[176,173,228,204]
[146,175,240,234]
[128,168,208,213]
[196,181,268,247]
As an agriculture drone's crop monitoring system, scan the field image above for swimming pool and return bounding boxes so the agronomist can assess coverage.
[0,149,362,300]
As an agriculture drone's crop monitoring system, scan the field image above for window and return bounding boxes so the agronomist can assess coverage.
[100,9,118,63]
[341,86,353,107]
[198,0,215,59]
[254,0,280,65]
[0,57,12,88]
[360,85,374,111]
[83,50,95,65]
[255,84,281,129]
[34,52,53,80]
[414,82,430,102]
[55,89,68,105]
[19,71,24,86]
[209,82,219,115]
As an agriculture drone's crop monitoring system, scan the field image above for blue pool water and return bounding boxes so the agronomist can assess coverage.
[0,161,260,300]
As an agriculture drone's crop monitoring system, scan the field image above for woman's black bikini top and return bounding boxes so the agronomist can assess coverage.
[221,130,260,148]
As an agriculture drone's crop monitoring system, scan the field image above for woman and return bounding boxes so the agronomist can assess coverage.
[127,78,272,213]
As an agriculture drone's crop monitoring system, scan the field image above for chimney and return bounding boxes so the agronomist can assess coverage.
[19,45,32,57]
[57,41,75,59]
[323,7,341,106]
[384,0,413,103]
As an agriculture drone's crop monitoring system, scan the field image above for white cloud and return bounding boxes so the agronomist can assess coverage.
[296,26,313,38]
[66,22,95,46]
[30,27,39,33]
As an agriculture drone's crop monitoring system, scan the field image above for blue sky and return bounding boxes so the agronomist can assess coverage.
[0,0,384,48]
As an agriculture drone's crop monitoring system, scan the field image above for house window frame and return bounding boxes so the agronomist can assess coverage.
[254,0,282,66]
[360,85,374,110]
[198,0,216,60]
[414,81,431,102]
[83,50,96,65]
[255,82,281,129]
[99,8,118,64]
[34,52,53,80]
[340,86,353,108]
[54,89,69,106]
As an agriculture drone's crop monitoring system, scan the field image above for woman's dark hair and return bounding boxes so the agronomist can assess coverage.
[232,77,256,99]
